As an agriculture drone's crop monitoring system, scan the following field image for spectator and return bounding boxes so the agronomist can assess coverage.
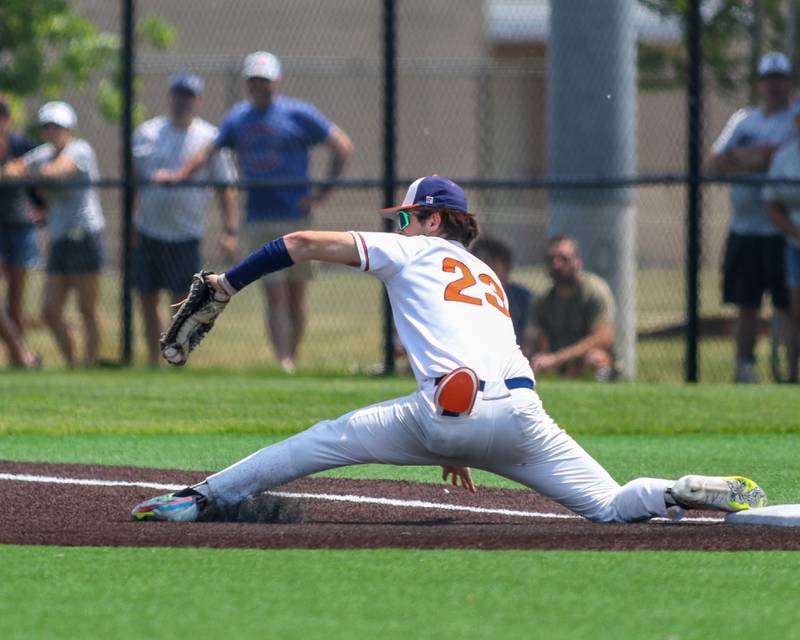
[763,96,800,383]
[707,51,795,383]
[133,73,238,367]
[156,51,354,373]
[4,101,105,367]
[471,235,532,346]
[0,97,42,368]
[524,235,615,380]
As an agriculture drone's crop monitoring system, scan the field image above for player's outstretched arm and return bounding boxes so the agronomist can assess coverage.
[210,230,360,296]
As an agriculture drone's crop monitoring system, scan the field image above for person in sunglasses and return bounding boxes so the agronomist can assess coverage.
[132,175,768,524]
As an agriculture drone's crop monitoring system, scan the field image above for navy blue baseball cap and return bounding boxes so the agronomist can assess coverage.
[380,175,470,216]
[169,73,204,96]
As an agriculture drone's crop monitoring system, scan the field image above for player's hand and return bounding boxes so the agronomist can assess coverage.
[29,207,47,226]
[152,168,181,184]
[2,160,26,178]
[731,145,777,171]
[298,190,330,213]
[204,273,224,293]
[531,353,559,372]
[441,466,476,493]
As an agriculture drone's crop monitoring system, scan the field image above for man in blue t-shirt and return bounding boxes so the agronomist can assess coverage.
[156,51,354,372]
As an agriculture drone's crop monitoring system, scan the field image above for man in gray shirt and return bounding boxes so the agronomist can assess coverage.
[133,73,237,367]
[708,52,795,383]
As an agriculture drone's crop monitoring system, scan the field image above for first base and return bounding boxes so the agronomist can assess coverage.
[725,505,800,527]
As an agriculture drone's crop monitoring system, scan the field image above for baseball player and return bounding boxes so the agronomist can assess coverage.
[132,176,767,523]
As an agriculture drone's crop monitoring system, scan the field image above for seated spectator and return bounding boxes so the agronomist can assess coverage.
[0,97,41,368]
[471,235,532,346]
[524,235,615,380]
[4,102,105,367]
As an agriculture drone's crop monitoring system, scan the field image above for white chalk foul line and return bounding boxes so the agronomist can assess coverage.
[0,472,724,523]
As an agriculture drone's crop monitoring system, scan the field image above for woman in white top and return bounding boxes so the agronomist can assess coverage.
[5,102,105,367]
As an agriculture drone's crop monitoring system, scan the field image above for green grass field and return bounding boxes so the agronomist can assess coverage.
[2,370,800,639]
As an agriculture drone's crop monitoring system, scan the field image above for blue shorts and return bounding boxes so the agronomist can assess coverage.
[134,233,200,296]
[47,231,104,274]
[0,223,39,268]
[786,243,800,289]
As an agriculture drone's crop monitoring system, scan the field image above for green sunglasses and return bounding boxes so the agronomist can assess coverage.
[396,210,413,230]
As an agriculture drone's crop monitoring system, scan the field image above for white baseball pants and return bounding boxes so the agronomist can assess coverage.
[204,385,672,522]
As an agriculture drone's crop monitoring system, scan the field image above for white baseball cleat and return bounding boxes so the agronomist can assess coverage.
[669,475,767,512]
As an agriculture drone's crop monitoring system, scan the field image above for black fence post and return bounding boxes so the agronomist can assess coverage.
[686,0,703,383]
[381,0,397,374]
[121,0,135,365]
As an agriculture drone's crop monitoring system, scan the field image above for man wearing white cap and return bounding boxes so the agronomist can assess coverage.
[708,51,795,383]
[3,101,106,367]
[155,51,354,373]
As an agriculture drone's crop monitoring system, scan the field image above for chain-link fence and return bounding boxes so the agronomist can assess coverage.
[1,0,797,382]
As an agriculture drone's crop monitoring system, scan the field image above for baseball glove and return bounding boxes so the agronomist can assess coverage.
[160,270,229,366]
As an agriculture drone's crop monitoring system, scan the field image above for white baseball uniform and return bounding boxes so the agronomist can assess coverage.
[205,232,672,522]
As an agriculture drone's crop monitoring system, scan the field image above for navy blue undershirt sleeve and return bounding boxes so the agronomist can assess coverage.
[223,236,295,291]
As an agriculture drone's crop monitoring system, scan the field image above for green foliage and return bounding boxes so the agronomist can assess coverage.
[0,1,174,123]
[639,0,791,93]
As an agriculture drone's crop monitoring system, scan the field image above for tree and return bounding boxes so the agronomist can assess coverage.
[0,0,174,123]
[639,0,789,93]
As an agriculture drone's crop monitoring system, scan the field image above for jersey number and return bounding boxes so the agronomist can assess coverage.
[442,258,511,317]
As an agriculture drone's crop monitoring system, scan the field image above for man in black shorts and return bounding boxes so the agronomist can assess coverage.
[133,74,237,367]
[707,52,795,383]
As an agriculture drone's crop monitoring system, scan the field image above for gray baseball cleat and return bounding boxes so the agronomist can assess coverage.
[668,475,767,512]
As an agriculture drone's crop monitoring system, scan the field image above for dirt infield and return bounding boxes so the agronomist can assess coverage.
[2,460,798,551]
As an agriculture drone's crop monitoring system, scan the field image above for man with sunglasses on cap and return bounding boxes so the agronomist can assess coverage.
[133,73,238,368]
[155,51,354,373]
[708,51,796,383]
[132,175,768,525]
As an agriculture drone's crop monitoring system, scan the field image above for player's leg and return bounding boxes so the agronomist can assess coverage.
[263,279,294,371]
[0,301,31,366]
[789,287,800,382]
[42,272,76,367]
[5,263,29,337]
[3,224,39,337]
[73,272,103,367]
[722,233,762,382]
[287,280,307,362]
[201,392,436,506]
[132,391,444,519]
[478,393,671,522]
[133,234,163,366]
[771,237,796,382]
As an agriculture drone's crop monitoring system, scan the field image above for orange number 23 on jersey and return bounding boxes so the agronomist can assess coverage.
[442,257,511,317]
